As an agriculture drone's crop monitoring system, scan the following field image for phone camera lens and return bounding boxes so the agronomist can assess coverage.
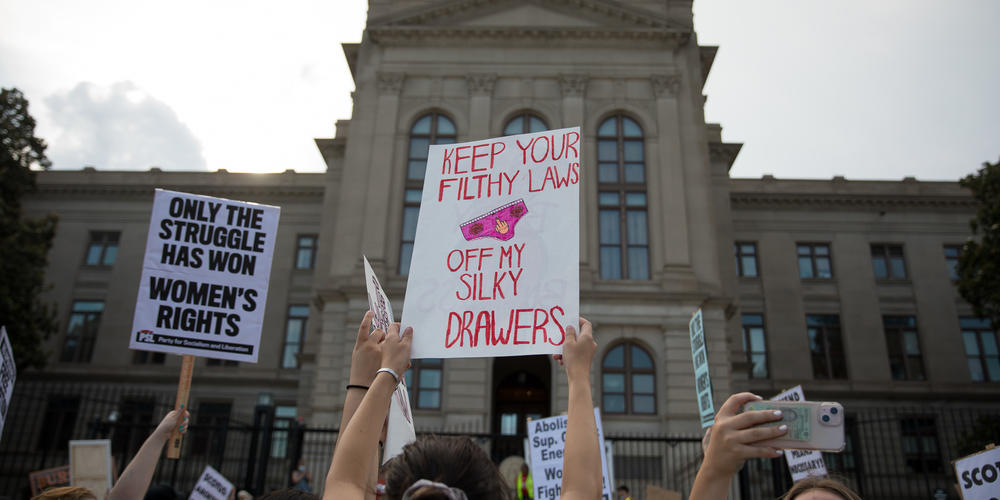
[831,407,838,414]
[822,415,830,422]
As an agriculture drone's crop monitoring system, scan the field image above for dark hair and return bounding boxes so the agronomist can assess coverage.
[258,489,319,500]
[617,485,629,493]
[144,484,181,500]
[385,436,510,500]
[781,477,862,500]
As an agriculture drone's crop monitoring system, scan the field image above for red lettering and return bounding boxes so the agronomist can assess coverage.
[438,177,456,202]
[516,139,531,164]
[456,274,473,300]
[490,142,506,169]
[532,308,549,344]
[471,144,489,172]
[565,131,579,158]
[447,250,464,272]
[445,312,462,347]
[454,146,471,174]
[513,309,533,344]
[531,136,549,163]
[548,306,566,345]
[475,311,492,345]
[493,309,515,345]
[441,147,455,174]
[462,311,474,346]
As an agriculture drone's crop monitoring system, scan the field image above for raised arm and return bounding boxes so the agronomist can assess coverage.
[325,323,412,500]
[558,318,602,500]
[339,311,384,500]
[689,393,787,500]
[109,408,189,500]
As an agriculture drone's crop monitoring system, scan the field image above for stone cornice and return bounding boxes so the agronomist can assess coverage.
[368,26,690,46]
[466,73,497,96]
[730,192,975,210]
[650,74,681,98]
[33,182,325,199]
[559,74,589,98]
[376,72,405,95]
[709,142,742,170]
[699,46,718,87]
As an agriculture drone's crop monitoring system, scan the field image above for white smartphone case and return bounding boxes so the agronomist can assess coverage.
[741,401,846,452]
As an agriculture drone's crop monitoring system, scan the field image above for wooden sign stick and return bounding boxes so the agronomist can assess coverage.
[167,355,195,459]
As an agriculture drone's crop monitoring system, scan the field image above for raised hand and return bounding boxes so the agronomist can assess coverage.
[380,323,413,380]
[702,393,787,478]
[351,311,385,386]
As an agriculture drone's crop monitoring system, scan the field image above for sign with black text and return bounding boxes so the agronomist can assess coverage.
[772,385,828,482]
[189,465,234,500]
[527,408,612,500]
[953,445,1000,500]
[0,326,15,438]
[689,309,715,428]
[130,189,279,363]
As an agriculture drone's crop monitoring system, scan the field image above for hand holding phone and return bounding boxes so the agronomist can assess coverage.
[741,400,845,452]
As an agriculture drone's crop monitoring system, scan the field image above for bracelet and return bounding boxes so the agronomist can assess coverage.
[375,367,400,385]
[345,384,369,391]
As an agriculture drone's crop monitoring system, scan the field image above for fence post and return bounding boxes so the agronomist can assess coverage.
[253,404,276,494]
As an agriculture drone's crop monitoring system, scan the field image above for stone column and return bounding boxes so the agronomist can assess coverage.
[361,72,405,268]
[466,73,496,140]
[560,74,589,270]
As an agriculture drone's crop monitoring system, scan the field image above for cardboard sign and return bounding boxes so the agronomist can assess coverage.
[527,408,612,500]
[689,309,715,428]
[401,127,581,359]
[189,465,234,500]
[0,326,15,437]
[772,386,828,482]
[130,189,280,363]
[29,465,71,496]
[364,256,417,464]
[69,440,113,499]
[953,445,1000,500]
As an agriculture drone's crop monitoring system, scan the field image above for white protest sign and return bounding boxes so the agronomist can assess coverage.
[954,445,1000,500]
[689,309,715,428]
[401,127,581,359]
[69,440,112,499]
[0,326,16,438]
[772,385,828,482]
[364,256,416,463]
[189,465,234,500]
[527,408,612,500]
[130,189,280,363]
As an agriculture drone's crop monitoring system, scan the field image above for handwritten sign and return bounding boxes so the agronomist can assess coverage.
[527,408,612,500]
[364,256,417,463]
[130,189,280,363]
[689,309,715,427]
[189,465,234,500]
[29,465,70,496]
[0,326,15,437]
[954,445,1000,500]
[772,386,828,482]
[401,127,581,358]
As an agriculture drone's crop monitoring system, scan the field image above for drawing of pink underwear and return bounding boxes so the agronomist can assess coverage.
[459,199,528,242]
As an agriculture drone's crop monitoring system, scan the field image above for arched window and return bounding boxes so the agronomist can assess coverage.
[503,113,547,135]
[602,342,655,414]
[597,115,649,280]
[400,113,456,275]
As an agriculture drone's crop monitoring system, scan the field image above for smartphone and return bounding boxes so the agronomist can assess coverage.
[741,400,846,452]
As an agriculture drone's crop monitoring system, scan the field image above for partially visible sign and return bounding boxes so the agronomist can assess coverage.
[772,386,828,482]
[130,189,280,363]
[189,465,234,500]
[364,256,416,464]
[689,309,715,427]
[527,408,612,500]
[29,465,70,496]
[0,326,15,437]
[953,444,1000,500]
[69,440,113,500]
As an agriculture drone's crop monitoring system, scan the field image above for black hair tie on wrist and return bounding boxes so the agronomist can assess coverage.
[346,384,370,391]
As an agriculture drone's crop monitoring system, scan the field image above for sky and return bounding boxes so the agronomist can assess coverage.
[1,0,997,181]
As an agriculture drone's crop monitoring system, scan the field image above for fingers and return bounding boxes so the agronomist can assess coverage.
[739,443,784,459]
[716,392,762,418]
[734,422,788,444]
[578,317,595,346]
[565,324,577,343]
[723,408,784,430]
[357,311,374,343]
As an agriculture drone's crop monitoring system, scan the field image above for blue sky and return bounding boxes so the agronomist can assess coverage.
[1,0,997,180]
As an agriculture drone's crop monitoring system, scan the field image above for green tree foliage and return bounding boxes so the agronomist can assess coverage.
[0,87,59,370]
[957,159,1000,329]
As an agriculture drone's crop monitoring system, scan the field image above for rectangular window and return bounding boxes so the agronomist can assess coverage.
[806,314,847,379]
[797,243,833,279]
[133,351,166,365]
[741,314,768,378]
[961,317,998,382]
[944,245,961,281]
[599,192,649,280]
[295,235,317,270]
[206,358,238,367]
[871,244,907,280]
[883,316,925,381]
[37,396,80,451]
[404,359,442,409]
[61,301,104,363]
[111,397,155,455]
[190,402,231,457]
[271,405,297,458]
[735,242,759,277]
[399,189,421,275]
[84,231,119,267]
[282,305,310,369]
[900,417,943,474]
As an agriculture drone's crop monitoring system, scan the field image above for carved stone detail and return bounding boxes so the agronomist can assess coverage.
[559,74,589,98]
[709,142,742,168]
[650,74,681,98]
[466,73,497,97]
[376,72,405,95]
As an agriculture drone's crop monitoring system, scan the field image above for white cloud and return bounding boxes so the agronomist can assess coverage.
[43,81,206,171]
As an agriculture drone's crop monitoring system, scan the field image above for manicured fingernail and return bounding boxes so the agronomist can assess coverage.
[778,424,788,431]
[754,394,763,400]
[774,449,783,455]
[773,410,782,417]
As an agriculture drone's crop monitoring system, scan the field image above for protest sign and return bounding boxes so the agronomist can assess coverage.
[772,386,828,482]
[527,408,612,500]
[0,326,15,437]
[189,465,234,500]
[689,309,715,428]
[130,189,280,363]
[69,440,112,499]
[401,127,581,359]
[953,444,1000,500]
[364,256,417,464]
[29,465,70,496]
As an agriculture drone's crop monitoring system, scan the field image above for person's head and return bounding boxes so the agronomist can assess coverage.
[616,485,629,498]
[144,484,181,500]
[520,463,529,475]
[31,486,96,500]
[781,477,862,500]
[257,489,318,500]
[384,436,509,500]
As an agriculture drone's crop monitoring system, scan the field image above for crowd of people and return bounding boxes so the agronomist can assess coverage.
[32,312,862,500]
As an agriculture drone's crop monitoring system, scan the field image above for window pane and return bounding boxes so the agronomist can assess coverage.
[632,395,655,414]
[436,137,456,145]
[960,317,991,329]
[624,163,645,183]
[631,346,652,369]
[399,243,413,275]
[409,138,430,160]
[603,345,624,368]
[601,248,622,279]
[598,118,616,137]
[904,331,921,355]
[815,245,829,255]
[436,116,456,135]
[625,193,646,207]
[603,373,625,392]
[623,141,643,162]
[751,354,768,378]
[296,250,312,269]
[982,334,999,356]
[503,120,520,136]
[890,257,906,279]
[405,189,422,203]
[598,141,617,162]
[632,374,654,393]
[622,118,641,137]
[604,394,626,413]
[86,245,103,265]
[947,260,959,280]
[808,328,823,353]
[797,245,811,256]
[742,314,763,326]
[420,369,442,389]
[599,211,620,244]
[740,244,756,254]
[285,322,302,343]
[500,413,517,435]
[529,116,546,133]
[987,357,1000,381]
[102,245,118,266]
[815,257,832,278]
[599,163,618,183]
[627,248,649,280]
[599,192,619,206]
[75,301,104,312]
[282,346,298,368]
[799,257,814,278]
[749,328,766,352]
[968,359,985,381]
[402,207,420,240]
[411,116,431,134]
[872,257,888,278]
[963,332,980,355]
[741,256,758,277]
[626,211,647,245]
[418,390,440,409]
[407,161,426,180]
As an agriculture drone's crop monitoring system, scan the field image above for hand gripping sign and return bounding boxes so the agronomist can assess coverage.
[953,444,1000,500]
[401,127,581,359]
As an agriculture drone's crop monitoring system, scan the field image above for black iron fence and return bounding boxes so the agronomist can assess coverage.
[2,379,998,500]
